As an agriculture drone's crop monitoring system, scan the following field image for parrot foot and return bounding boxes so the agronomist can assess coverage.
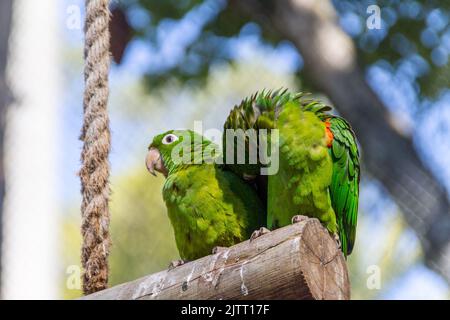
[291,215,309,224]
[168,259,186,270]
[333,233,342,250]
[212,246,228,254]
[250,227,271,241]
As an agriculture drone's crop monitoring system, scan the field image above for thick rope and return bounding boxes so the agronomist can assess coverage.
[80,0,111,295]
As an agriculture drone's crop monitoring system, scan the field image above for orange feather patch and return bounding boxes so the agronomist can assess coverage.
[325,120,334,147]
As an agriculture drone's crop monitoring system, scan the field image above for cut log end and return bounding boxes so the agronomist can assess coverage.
[82,218,350,300]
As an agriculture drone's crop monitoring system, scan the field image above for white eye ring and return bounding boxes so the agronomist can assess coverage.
[162,133,179,145]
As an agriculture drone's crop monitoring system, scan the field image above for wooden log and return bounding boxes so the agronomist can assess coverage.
[82,218,350,300]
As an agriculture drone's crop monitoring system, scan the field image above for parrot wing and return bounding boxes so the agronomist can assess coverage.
[327,116,360,256]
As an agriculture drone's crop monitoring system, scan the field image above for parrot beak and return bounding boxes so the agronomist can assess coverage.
[146,147,168,177]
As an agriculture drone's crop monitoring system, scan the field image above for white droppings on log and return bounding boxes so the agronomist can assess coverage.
[185,265,196,286]
[202,271,213,283]
[290,236,302,269]
[292,236,300,252]
[240,262,249,296]
[132,272,167,299]
[202,251,220,283]
[153,275,167,298]
[211,249,230,288]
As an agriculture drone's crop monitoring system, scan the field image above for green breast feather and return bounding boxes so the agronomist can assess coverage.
[163,164,264,260]
[267,102,337,235]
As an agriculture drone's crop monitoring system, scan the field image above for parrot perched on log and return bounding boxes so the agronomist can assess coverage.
[146,130,265,262]
[223,89,360,257]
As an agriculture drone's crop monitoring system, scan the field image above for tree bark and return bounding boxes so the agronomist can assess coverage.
[232,0,450,282]
[0,0,14,295]
[82,219,350,300]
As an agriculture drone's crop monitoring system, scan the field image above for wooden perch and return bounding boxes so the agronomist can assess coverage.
[82,218,350,300]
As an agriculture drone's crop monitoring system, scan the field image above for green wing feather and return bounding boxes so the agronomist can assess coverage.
[222,89,331,176]
[327,116,360,256]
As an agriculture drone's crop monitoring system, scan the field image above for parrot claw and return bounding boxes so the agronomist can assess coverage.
[250,227,271,241]
[333,234,342,250]
[168,259,186,270]
[212,246,228,254]
[291,215,308,224]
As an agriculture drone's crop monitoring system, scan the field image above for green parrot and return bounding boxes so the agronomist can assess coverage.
[146,129,265,262]
[223,89,360,257]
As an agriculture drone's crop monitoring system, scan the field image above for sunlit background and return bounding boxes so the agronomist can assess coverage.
[0,0,449,299]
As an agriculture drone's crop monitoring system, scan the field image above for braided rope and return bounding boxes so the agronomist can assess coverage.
[80,0,111,295]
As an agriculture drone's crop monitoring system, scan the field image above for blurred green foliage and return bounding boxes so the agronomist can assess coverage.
[62,170,179,299]
[333,0,450,98]
[116,0,449,98]
[108,171,179,286]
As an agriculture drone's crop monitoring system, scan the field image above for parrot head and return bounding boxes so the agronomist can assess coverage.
[146,129,219,177]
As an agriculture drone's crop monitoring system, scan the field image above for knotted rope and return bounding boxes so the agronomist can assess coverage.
[79,0,111,295]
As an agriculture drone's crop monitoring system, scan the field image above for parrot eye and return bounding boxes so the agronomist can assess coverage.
[162,134,178,145]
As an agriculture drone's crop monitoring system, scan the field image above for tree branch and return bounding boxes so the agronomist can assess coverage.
[82,218,350,300]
